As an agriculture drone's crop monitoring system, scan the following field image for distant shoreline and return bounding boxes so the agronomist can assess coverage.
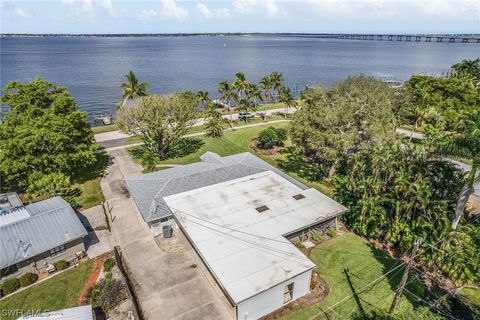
[1,32,479,38]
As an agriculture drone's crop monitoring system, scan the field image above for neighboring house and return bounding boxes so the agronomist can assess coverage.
[18,305,95,320]
[0,193,88,277]
[126,152,348,319]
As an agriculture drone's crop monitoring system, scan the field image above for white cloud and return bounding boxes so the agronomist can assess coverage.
[15,8,30,18]
[61,0,74,6]
[101,0,115,17]
[138,8,158,19]
[197,2,231,19]
[233,0,285,17]
[197,2,212,18]
[82,0,92,12]
[161,0,190,21]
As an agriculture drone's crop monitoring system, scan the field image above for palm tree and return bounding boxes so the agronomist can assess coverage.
[121,70,148,107]
[197,91,210,108]
[248,83,262,112]
[270,71,284,102]
[278,86,296,119]
[204,102,224,137]
[218,80,237,129]
[437,114,480,230]
[232,72,249,99]
[236,98,255,123]
[259,76,273,121]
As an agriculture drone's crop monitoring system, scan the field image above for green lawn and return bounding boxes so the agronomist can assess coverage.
[73,152,109,209]
[91,124,118,134]
[0,260,93,320]
[283,234,433,319]
[127,121,336,195]
[129,122,289,165]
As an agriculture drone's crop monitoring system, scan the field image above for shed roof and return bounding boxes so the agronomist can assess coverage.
[164,170,348,304]
[125,152,307,223]
[0,197,88,269]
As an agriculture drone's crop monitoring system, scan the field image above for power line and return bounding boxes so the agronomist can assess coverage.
[403,288,459,320]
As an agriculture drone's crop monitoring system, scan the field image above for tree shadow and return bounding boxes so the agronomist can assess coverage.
[276,147,326,182]
[74,152,110,183]
[167,137,205,158]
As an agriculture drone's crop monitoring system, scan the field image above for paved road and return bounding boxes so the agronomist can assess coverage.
[100,149,234,320]
[99,119,291,152]
[94,107,292,148]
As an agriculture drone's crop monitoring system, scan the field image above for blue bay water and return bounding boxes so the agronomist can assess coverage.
[1,35,479,121]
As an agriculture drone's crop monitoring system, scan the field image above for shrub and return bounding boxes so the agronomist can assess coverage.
[1,277,20,295]
[312,233,322,242]
[54,260,69,271]
[327,227,337,238]
[295,241,306,249]
[258,126,288,149]
[87,278,126,311]
[20,273,38,287]
[103,258,115,273]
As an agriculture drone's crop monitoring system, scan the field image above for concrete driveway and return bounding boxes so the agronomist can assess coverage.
[101,149,234,320]
[78,205,113,258]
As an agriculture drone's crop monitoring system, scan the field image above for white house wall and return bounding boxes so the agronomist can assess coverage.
[236,269,312,320]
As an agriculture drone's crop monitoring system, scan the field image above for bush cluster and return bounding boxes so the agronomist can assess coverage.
[20,273,38,287]
[54,260,69,271]
[327,227,337,238]
[103,258,115,273]
[1,277,20,295]
[257,126,288,149]
[87,278,126,312]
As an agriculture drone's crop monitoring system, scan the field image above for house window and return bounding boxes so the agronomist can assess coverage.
[160,217,169,223]
[283,283,294,303]
[49,245,65,257]
[255,205,269,213]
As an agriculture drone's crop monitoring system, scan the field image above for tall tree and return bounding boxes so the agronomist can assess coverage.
[204,102,225,137]
[259,76,273,121]
[248,83,262,111]
[0,78,96,190]
[451,58,480,87]
[116,94,200,159]
[290,76,396,179]
[270,72,284,102]
[278,86,296,119]
[236,98,255,123]
[436,113,480,230]
[121,70,148,107]
[218,80,238,129]
[232,72,249,98]
[197,90,210,108]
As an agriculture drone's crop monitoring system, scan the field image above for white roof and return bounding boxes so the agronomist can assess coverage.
[18,305,94,320]
[164,171,348,304]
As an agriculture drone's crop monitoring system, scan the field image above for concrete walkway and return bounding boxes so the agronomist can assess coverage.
[100,149,233,320]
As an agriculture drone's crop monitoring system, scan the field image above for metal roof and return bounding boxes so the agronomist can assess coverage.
[18,305,94,320]
[0,197,88,269]
[125,152,307,223]
[0,192,23,210]
[165,171,348,304]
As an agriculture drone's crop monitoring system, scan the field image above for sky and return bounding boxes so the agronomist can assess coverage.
[1,0,479,34]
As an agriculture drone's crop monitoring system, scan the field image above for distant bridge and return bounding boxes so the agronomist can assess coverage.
[314,34,480,43]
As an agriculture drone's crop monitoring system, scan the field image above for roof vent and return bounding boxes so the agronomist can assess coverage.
[292,194,305,200]
[255,205,269,213]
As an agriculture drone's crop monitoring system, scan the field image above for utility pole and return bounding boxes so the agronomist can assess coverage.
[389,237,423,316]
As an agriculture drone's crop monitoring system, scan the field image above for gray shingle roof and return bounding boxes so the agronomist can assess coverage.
[125,152,307,223]
[0,197,87,269]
